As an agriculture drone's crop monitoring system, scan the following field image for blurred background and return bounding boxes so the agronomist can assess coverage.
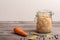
[0,0,60,21]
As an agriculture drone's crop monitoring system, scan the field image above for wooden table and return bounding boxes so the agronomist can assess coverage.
[0,21,60,40]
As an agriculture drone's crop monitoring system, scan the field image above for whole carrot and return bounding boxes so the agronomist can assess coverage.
[14,27,28,37]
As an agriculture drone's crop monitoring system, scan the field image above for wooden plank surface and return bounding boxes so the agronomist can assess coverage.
[0,21,60,40]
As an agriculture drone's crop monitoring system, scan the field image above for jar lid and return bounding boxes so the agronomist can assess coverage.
[36,10,54,17]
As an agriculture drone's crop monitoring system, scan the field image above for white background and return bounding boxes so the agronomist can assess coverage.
[0,0,60,21]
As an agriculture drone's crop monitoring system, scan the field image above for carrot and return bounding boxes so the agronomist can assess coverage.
[14,27,28,37]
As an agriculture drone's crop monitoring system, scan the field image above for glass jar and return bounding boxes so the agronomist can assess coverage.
[36,10,53,33]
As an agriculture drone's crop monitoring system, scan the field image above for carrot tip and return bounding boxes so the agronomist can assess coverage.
[14,27,28,37]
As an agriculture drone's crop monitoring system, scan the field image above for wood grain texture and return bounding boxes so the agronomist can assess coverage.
[0,21,60,40]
